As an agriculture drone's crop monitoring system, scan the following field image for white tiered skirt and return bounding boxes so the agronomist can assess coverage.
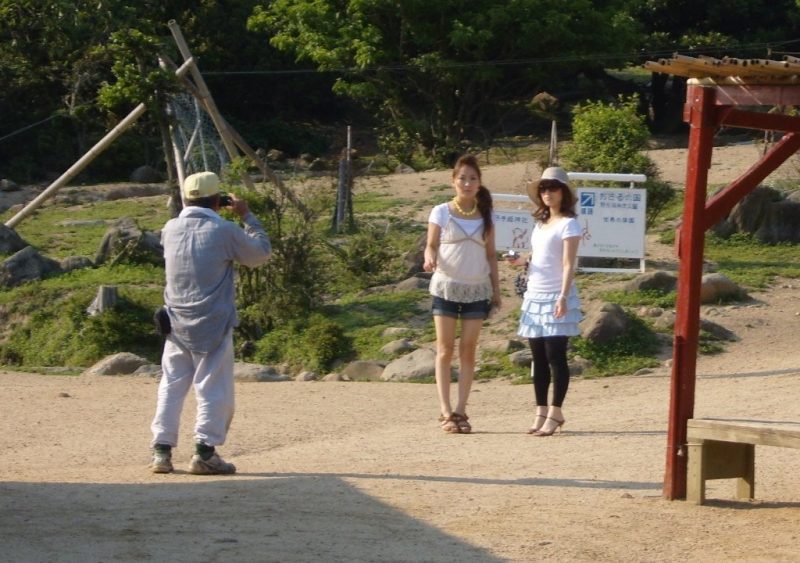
[517,286,582,338]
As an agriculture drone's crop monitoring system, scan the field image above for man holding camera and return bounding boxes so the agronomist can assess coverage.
[150,171,272,475]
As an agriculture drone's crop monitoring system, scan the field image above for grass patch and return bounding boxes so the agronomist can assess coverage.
[7,197,168,259]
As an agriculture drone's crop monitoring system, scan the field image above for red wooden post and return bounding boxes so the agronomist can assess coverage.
[663,85,717,500]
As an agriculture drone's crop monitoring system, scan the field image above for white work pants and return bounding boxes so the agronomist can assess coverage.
[150,329,235,447]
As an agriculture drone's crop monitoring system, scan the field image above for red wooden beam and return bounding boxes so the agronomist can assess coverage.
[702,132,800,230]
[664,85,717,500]
[720,108,800,132]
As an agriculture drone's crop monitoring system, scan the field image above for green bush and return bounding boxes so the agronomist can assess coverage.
[252,314,352,372]
[571,313,662,377]
[562,94,675,229]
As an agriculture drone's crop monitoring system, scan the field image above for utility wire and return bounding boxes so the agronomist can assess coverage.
[0,114,59,144]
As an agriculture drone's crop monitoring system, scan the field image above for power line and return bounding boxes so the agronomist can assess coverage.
[203,40,794,77]
[0,114,59,144]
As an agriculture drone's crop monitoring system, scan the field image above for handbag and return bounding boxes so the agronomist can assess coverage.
[514,260,529,297]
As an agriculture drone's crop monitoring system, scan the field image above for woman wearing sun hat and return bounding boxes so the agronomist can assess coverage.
[509,166,582,436]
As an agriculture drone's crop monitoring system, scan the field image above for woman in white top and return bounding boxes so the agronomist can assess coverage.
[423,154,501,434]
[510,166,582,437]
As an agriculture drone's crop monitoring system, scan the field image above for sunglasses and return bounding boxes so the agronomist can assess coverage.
[539,185,562,193]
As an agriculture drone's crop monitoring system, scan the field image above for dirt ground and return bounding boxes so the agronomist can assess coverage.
[2,143,800,562]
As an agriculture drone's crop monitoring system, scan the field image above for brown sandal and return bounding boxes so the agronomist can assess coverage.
[439,414,460,433]
[452,412,471,434]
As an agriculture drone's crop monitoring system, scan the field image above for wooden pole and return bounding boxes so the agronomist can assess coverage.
[159,52,312,219]
[664,84,716,500]
[4,58,194,230]
[166,20,257,193]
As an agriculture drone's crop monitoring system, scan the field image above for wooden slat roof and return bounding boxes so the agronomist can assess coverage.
[644,54,800,84]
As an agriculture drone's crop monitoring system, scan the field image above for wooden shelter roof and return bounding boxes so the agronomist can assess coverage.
[644,54,800,84]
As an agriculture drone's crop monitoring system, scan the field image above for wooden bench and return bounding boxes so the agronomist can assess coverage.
[686,419,800,504]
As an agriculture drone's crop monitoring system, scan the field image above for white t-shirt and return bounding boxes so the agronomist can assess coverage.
[527,216,581,294]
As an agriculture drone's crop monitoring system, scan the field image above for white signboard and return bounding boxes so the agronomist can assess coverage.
[492,209,533,252]
[576,187,647,259]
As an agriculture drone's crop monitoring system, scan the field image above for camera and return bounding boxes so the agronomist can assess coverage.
[505,249,520,260]
[219,193,233,207]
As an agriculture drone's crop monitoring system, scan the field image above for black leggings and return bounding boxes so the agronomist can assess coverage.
[529,336,570,407]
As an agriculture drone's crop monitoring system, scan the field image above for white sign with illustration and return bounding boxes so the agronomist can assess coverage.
[492,208,534,252]
[576,187,647,258]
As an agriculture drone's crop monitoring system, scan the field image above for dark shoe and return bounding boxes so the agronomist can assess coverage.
[452,412,471,434]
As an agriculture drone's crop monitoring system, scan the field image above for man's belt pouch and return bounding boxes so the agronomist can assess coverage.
[154,306,171,335]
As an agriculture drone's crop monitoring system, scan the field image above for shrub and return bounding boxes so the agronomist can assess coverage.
[562,94,675,229]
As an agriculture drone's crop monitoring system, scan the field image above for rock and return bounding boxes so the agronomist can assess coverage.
[133,364,163,378]
[484,339,526,353]
[624,270,677,294]
[84,352,150,375]
[0,224,28,255]
[580,302,630,345]
[699,318,738,341]
[341,360,386,381]
[95,217,163,266]
[700,273,747,304]
[0,178,20,191]
[130,165,162,183]
[381,348,436,381]
[382,327,411,337]
[380,339,417,356]
[322,372,349,382]
[105,184,168,201]
[234,363,291,382]
[714,185,800,243]
[509,348,532,367]
[394,276,430,291]
[308,158,327,171]
[266,149,286,162]
[295,371,318,382]
[60,256,94,273]
[0,246,62,288]
[395,163,416,174]
[653,310,677,330]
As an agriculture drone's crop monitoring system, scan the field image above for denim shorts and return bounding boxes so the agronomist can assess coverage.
[431,296,491,320]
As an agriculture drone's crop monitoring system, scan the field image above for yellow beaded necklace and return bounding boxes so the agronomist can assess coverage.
[452,198,478,217]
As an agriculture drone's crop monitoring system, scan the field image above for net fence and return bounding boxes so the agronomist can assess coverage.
[167,91,228,176]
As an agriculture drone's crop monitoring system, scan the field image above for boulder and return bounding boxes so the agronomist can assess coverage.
[84,352,150,375]
[341,360,386,381]
[714,185,800,243]
[394,275,430,291]
[0,224,28,255]
[580,302,630,345]
[95,217,163,266]
[0,178,20,192]
[700,273,747,304]
[234,363,292,382]
[129,165,162,183]
[0,246,62,288]
[60,255,94,273]
[380,339,417,356]
[624,270,677,294]
[381,348,436,381]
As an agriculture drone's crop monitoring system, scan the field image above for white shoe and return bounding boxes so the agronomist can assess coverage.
[150,450,173,474]
[189,453,236,475]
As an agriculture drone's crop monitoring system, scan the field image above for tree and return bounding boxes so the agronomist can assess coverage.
[249,0,640,162]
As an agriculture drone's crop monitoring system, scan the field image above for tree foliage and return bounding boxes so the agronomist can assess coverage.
[249,0,640,162]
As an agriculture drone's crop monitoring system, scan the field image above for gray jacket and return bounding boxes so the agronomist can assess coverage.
[162,206,271,352]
